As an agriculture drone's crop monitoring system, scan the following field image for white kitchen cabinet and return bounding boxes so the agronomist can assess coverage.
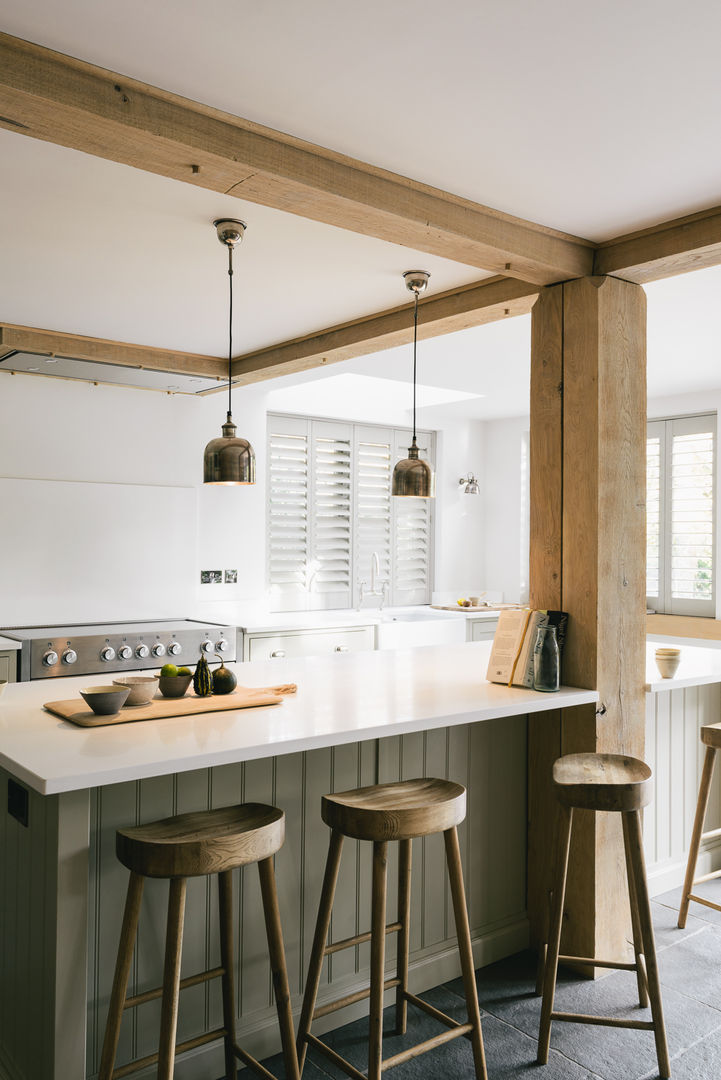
[0,651,17,683]
[244,625,374,662]
[467,617,499,642]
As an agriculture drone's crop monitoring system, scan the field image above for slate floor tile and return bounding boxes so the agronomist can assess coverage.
[654,879,721,928]
[650,899,708,950]
[657,923,721,1009]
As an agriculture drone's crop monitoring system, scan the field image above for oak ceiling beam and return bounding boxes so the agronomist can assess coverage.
[595,205,721,283]
[0,324,225,378]
[0,32,592,286]
[231,276,538,385]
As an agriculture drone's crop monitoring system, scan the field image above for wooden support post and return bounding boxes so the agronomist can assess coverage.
[528,276,647,965]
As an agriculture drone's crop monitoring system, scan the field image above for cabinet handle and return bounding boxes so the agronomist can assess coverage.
[270,649,286,659]
[334,645,349,653]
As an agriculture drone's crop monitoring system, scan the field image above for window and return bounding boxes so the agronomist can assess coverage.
[647,413,716,616]
[267,414,435,611]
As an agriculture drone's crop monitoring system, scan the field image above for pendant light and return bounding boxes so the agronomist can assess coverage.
[391,270,435,498]
[203,218,256,485]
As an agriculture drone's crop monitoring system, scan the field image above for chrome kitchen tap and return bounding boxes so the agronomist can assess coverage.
[358,551,389,610]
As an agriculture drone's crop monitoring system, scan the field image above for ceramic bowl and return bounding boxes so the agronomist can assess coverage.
[157,673,193,698]
[112,675,159,706]
[80,685,131,716]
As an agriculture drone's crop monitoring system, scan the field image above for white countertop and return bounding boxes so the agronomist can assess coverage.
[191,603,502,634]
[645,640,721,692]
[0,642,597,796]
[0,635,22,651]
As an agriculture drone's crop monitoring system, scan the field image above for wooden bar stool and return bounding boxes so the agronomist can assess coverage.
[99,803,300,1080]
[679,721,721,927]
[296,777,487,1080]
[537,754,670,1078]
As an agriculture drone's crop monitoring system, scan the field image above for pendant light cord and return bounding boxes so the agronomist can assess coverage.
[227,242,234,419]
[412,288,419,442]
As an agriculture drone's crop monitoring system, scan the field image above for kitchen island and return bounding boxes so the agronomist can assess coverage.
[0,642,596,1080]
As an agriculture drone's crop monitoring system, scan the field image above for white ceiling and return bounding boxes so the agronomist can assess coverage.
[2,0,721,411]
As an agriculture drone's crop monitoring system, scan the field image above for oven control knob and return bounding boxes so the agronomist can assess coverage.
[201,639,214,654]
[151,643,166,657]
[135,644,149,659]
[215,639,229,653]
[62,649,77,665]
[42,650,59,667]
[167,642,182,656]
[100,646,116,662]
[118,645,132,660]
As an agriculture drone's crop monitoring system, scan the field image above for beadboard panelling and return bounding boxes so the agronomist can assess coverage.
[645,684,721,893]
[85,723,527,1079]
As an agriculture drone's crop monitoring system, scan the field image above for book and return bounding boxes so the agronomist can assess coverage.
[486,608,568,688]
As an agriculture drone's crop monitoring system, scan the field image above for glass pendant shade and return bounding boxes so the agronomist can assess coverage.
[392,437,435,497]
[203,217,255,485]
[203,413,256,484]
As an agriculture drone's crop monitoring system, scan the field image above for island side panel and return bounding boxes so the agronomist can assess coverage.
[84,723,527,1079]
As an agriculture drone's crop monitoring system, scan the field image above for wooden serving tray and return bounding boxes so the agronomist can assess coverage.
[44,684,297,727]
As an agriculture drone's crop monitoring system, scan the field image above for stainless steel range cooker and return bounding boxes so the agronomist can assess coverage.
[2,619,237,680]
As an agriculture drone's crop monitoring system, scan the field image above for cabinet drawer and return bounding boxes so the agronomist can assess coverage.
[247,627,374,662]
[468,619,499,642]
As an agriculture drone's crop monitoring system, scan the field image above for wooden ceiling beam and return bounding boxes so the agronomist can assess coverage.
[0,32,592,286]
[230,276,538,385]
[595,205,721,283]
[0,324,225,378]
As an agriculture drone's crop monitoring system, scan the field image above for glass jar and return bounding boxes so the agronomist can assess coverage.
[533,624,559,692]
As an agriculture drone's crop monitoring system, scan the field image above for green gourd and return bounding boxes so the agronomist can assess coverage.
[193,654,213,697]
[212,654,237,695]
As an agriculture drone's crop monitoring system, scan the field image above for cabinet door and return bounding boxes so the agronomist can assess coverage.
[0,652,16,683]
[247,627,374,662]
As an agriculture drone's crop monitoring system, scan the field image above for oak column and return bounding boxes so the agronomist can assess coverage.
[528,275,647,965]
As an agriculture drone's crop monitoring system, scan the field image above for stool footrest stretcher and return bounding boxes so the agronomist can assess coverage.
[551,1011,654,1031]
[111,1027,226,1078]
[324,922,402,955]
[123,965,225,1009]
[313,977,400,1020]
[557,954,638,972]
[687,891,721,913]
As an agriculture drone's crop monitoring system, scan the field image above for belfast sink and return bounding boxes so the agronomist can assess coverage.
[375,608,466,649]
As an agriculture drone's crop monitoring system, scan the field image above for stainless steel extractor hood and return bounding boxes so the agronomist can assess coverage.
[0,349,225,394]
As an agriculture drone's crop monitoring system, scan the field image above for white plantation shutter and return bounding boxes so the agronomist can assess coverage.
[267,416,310,611]
[391,429,434,606]
[310,422,353,609]
[647,413,715,617]
[353,427,393,607]
[268,415,434,612]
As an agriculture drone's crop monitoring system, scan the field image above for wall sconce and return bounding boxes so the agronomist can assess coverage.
[459,473,480,495]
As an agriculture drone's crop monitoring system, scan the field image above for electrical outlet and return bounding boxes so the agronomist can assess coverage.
[225,569,237,583]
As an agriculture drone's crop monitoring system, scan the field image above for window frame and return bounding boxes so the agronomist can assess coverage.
[647,412,716,618]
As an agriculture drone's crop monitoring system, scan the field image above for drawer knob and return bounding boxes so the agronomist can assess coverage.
[334,645,349,653]
[270,649,286,659]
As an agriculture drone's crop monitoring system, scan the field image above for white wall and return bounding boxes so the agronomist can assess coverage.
[480,417,528,604]
[0,373,269,624]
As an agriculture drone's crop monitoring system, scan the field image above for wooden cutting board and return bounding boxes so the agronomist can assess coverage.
[44,684,296,727]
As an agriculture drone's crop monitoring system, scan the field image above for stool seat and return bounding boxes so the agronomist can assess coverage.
[321,777,466,841]
[701,721,721,748]
[117,803,284,878]
[552,752,652,812]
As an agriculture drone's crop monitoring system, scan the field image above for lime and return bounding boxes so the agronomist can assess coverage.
[160,663,178,677]
[176,666,191,676]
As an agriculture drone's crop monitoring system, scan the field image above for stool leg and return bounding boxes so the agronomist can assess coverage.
[395,838,412,1035]
[218,869,238,1080]
[679,745,717,928]
[258,855,301,1080]
[622,814,649,1008]
[157,876,187,1080]
[444,826,487,1080]
[624,810,671,1080]
[98,871,144,1080]
[538,803,573,1066]
[296,829,344,1074]
[368,840,388,1080]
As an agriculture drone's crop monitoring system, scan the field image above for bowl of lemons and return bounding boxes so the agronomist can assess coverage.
[157,663,193,698]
